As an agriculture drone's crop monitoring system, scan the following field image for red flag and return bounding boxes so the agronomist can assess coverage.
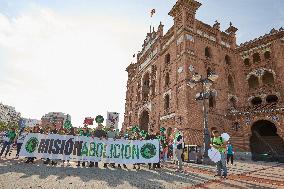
[83,117,94,125]
[150,9,156,17]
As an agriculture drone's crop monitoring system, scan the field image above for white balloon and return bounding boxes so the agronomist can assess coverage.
[221,133,230,142]
[208,147,221,163]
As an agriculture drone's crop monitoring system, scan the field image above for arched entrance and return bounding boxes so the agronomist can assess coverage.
[139,110,149,132]
[250,120,284,162]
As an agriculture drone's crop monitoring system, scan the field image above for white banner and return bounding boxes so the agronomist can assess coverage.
[106,112,119,129]
[19,134,159,164]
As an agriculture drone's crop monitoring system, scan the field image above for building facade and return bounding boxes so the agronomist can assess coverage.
[123,0,284,159]
[41,112,71,130]
[0,103,21,124]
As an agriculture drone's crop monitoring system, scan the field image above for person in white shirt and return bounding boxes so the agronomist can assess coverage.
[16,128,28,158]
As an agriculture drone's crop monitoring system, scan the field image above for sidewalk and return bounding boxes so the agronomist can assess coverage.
[169,160,284,189]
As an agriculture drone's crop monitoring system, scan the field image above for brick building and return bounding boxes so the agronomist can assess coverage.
[41,112,71,130]
[123,0,284,160]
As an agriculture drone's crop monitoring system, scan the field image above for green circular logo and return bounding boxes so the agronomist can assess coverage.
[25,137,39,153]
[140,143,156,159]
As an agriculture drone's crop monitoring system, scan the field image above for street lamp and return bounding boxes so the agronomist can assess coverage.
[187,65,218,165]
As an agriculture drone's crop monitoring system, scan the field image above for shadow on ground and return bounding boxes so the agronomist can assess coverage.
[0,158,213,189]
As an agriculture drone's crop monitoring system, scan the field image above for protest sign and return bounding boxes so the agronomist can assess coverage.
[20,134,159,164]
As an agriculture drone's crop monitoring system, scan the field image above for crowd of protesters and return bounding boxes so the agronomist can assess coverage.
[0,125,233,177]
[0,124,185,172]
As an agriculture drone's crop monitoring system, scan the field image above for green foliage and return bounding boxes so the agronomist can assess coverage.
[64,119,73,129]
[0,121,19,132]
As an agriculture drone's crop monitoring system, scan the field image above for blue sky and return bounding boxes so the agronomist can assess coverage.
[0,0,283,127]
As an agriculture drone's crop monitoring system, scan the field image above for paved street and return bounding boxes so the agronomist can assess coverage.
[0,150,283,189]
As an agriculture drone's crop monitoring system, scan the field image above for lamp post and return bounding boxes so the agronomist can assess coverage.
[187,65,218,164]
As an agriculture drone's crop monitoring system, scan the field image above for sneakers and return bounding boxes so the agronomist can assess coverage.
[123,164,127,169]
[89,163,94,168]
[67,162,71,167]
[175,169,183,173]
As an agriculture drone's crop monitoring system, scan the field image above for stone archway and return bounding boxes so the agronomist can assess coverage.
[139,110,149,132]
[250,120,284,161]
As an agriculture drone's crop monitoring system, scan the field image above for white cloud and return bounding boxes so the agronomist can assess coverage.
[0,7,144,127]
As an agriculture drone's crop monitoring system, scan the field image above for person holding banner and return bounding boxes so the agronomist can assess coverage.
[146,129,156,170]
[15,128,29,158]
[77,127,90,167]
[43,125,58,166]
[93,124,107,168]
[25,125,40,163]
[210,130,228,178]
[0,128,16,158]
[62,127,76,167]
[106,125,117,168]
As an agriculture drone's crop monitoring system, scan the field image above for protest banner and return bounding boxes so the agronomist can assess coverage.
[20,134,159,164]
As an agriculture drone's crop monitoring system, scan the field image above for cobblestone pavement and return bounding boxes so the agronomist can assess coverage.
[0,152,283,189]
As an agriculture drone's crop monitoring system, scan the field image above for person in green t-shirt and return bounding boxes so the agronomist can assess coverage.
[0,128,16,158]
[210,130,227,178]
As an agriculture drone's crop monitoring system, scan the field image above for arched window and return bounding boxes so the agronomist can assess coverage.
[253,53,261,63]
[205,47,212,58]
[207,68,212,77]
[228,75,235,93]
[165,53,170,64]
[264,51,271,60]
[248,75,259,89]
[142,73,150,101]
[251,97,262,105]
[244,58,250,66]
[151,81,156,96]
[262,71,274,85]
[165,72,170,87]
[229,97,237,108]
[164,94,170,110]
[225,55,231,65]
[209,93,216,108]
[266,95,278,103]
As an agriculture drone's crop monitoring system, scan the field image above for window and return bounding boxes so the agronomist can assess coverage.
[251,97,262,105]
[266,95,278,103]
[164,94,170,110]
[205,47,212,58]
[264,51,271,60]
[244,58,250,66]
[142,73,150,101]
[207,68,212,77]
[229,98,237,108]
[165,73,170,87]
[253,53,261,63]
[262,71,274,85]
[248,75,259,89]
[225,55,231,65]
[165,53,170,64]
[151,81,156,96]
[228,75,235,93]
[209,93,216,108]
